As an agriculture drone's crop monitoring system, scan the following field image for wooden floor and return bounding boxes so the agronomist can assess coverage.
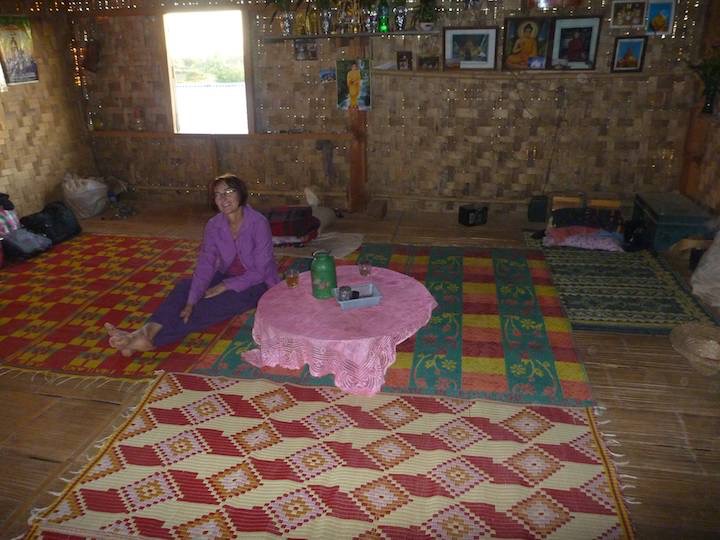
[1,201,719,539]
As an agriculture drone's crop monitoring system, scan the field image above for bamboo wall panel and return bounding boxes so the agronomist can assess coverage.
[0,17,95,215]
[253,38,351,133]
[80,16,171,132]
[366,72,694,212]
[696,119,720,213]
[217,138,351,199]
[5,0,710,213]
[91,137,213,188]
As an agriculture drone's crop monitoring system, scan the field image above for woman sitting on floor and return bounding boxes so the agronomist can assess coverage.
[105,173,280,356]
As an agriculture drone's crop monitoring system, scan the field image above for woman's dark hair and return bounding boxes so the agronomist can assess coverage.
[523,23,533,32]
[212,173,249,209]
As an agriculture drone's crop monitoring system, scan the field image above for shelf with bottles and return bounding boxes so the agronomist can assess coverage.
[262,29,439,42]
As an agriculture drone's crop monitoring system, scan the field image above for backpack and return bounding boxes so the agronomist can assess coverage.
[2,228,52,260]
[20,201,81,245]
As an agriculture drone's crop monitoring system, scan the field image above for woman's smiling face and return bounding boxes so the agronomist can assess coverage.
[213,181,241,214]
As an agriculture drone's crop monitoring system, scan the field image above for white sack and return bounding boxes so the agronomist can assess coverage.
[62,173,108,219]
[691,230,720,309]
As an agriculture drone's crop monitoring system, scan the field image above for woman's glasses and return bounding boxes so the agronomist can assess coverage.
[214,188,237,198]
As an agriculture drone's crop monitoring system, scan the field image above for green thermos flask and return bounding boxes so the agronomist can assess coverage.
[311,250,337,299]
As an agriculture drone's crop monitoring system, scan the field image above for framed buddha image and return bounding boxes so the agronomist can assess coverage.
[646,0,674,36]
[611,36,647,72]
[550,17,601,71]
[502,17,553,71]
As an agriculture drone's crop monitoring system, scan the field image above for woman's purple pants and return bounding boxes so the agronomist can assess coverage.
[149,272,267,347]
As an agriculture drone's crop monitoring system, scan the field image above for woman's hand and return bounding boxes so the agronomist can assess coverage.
[180,303,194,324]
[204,283,228,299]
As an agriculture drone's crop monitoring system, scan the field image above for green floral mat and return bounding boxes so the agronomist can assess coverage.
[193,244,593,406]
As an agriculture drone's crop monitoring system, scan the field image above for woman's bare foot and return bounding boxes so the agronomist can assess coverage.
[105,323,132,353]
[105,323,155,357]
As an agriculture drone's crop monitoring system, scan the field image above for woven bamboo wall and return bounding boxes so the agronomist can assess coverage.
[697,118,720,213]
[0,17,95,215]
[81,16,171,132]
[5,0,711,214]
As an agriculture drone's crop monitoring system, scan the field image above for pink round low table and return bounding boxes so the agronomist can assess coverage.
[243,265,437,395]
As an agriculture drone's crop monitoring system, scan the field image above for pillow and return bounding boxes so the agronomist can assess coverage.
[543,229,624,252]
[312,205,335,233]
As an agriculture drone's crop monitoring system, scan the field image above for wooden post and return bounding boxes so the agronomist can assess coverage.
[348,108,368,212]
[679,107,711,198]
[678,0,720,199]
[346,36,369,213]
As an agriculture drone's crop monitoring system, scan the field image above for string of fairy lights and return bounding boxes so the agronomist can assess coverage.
[53,0,710,195]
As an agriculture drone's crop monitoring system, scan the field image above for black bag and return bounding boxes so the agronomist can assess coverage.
[20,201,81,245]
[0,192,15,211]
[2,228,52,260]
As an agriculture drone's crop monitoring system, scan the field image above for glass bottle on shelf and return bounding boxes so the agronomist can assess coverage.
[377,0,390,32]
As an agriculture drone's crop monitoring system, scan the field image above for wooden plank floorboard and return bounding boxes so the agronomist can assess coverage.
[2,201,718,538]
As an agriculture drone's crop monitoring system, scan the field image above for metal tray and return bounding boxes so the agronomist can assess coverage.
[332,283,382,310]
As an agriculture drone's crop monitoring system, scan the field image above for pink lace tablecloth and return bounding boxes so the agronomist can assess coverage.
[243,265,437,395]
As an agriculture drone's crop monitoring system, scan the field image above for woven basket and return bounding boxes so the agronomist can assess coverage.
[669,322,720,375]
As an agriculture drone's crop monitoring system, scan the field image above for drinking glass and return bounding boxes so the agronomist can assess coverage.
[358,260,372,277]
[285,268,299,288]
[338,285,352,301]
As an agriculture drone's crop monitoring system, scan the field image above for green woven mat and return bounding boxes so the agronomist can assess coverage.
[525,232,718,334]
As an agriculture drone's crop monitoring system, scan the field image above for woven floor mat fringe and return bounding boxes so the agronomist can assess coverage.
[24,373,164,533]
[590,404,641,536]
[0,365,153,388]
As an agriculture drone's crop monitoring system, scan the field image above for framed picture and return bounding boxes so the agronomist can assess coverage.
[502,17,553,71]
[336,58,371,111]
[611,36,647,72]
[550,17,601,70]
[397,50,413,71]
[443,27,498,70]
[646,0,674,35]
[319,68,336,83]
[0,16,39,85]
[418,55,440,71]
[610,1,647,28]
[293,38,318,61]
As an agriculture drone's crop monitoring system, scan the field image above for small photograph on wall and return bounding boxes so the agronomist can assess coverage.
[319,68,336,83]
[611,36,647,72]
[526,0,567,8]
[397,51,413,71]
[550,17,601,70]
[610,1,647,28]
[293,38,318,61]
[443,27,497,70]
[646,0,674,35]
[337,58,370,111]
[503,17,552,71]
[418,56,440,71]
[0,16,39,85]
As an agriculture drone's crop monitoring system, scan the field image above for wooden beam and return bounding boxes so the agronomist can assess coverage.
[90,130,353,141]
[679,0,719,199]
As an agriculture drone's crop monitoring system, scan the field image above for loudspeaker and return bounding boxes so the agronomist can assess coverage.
[527,195,549,223]
[458,204,488,226]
